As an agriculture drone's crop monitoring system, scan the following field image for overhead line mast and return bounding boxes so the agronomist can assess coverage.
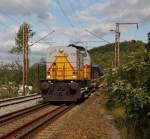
[22,23,29,95]
[111,22,138,67]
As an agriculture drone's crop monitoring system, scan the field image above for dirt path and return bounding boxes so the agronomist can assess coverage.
[32,89,121,139]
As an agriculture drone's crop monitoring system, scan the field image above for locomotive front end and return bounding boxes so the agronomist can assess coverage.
[40,44,91,102]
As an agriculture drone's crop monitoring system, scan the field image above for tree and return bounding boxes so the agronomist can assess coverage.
[10,24,35,54]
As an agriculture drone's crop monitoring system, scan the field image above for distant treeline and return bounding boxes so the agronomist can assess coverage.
[89,40,145,71]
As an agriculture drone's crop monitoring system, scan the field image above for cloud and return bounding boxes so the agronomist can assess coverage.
[0,0,53,20]
[0,24,53,64]
[1,0,150,63]
[0,15,7,23]
[0,51,19,63]
[77,0,150,23]
[30,43,50,54]
[62,0,150,41]
[0,25,19,53]
[0,0,52,64]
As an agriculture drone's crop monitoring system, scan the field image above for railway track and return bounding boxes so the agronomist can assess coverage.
[0,102,75,139]
[0,94,41,108]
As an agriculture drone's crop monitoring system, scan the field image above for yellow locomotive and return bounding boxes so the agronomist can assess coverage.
[40,44,92,101]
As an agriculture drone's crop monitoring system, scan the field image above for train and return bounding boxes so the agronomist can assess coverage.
[40,44,103,102]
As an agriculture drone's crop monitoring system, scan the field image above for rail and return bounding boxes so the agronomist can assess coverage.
[0,93,39,103]
[0,103,49,125]
[0,103,75,139]
[0,94,41,108]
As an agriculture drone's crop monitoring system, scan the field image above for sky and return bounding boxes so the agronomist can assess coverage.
[0,0,150,64]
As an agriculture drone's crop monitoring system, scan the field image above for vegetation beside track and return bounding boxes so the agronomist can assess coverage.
[106,51,150,139]
[89,39,150,139]
[0,60,46,99]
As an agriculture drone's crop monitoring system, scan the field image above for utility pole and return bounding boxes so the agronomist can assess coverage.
[111,22,138,67]
[22,23,29,95]
[115,23,120,67]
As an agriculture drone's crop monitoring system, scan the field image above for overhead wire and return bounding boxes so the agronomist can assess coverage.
[55,0,86,44]
[55,0,75,28]
[67,0,83,28]
[29,30,55,46]
[0,0,111,46]
[85,29,111,44]
[64,0,111,46]
[67,0,87,45]
[31,40,104,44]
[13,1,56,45]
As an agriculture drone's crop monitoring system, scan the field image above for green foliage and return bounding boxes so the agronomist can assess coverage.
[29,60,46,93]
[107,51,150,139]
[0,62,22,98]
[0,58,46,97]
[0,89,18,99]
[0,62,22,85]
[10,25,35,54]
[89,40,145,71]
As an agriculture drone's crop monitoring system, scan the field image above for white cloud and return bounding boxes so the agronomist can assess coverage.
[0,25,19,53]
[63,0,150,40]
[0,0,53,20]
[0,0,54,64]
[30,43,50,53]
[78,0,150,24]
[1,0,150,63]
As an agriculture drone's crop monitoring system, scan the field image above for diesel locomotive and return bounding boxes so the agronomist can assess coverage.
[40,44,102,102]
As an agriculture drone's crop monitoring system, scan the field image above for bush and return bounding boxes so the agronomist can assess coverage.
[107,51,150,139]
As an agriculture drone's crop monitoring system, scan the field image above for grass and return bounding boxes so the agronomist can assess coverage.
[0,84,19,99]
[0,90,18,99]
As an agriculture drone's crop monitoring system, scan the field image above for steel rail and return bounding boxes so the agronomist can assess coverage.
[0,93,39,103]
[0,95,41,108]
[0,103,49,125]
[1,104,75,139]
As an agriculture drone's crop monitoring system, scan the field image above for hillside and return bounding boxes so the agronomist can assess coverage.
[89,40,145,71]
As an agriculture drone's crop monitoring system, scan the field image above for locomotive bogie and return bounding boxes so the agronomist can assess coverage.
[40,80,90,101]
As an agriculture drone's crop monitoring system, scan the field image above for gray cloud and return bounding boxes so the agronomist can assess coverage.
[0,0,53,19]
[64,0,150,42]
[1,0,150,63]
[0,51,19,63]
[0,0,54,64]
[77,0,150,23]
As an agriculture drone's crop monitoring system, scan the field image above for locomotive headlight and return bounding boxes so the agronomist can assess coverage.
[72,75,77,79]
[59,48,64,53]
[47,75,51,79]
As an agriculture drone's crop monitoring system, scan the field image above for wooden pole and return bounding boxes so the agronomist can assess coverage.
[22,23,29,95]
[22,25,25,95]
[115,23,120,67]
[114,22,138,67]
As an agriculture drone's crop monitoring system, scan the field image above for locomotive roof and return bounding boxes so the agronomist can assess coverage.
[68,44,85,51]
